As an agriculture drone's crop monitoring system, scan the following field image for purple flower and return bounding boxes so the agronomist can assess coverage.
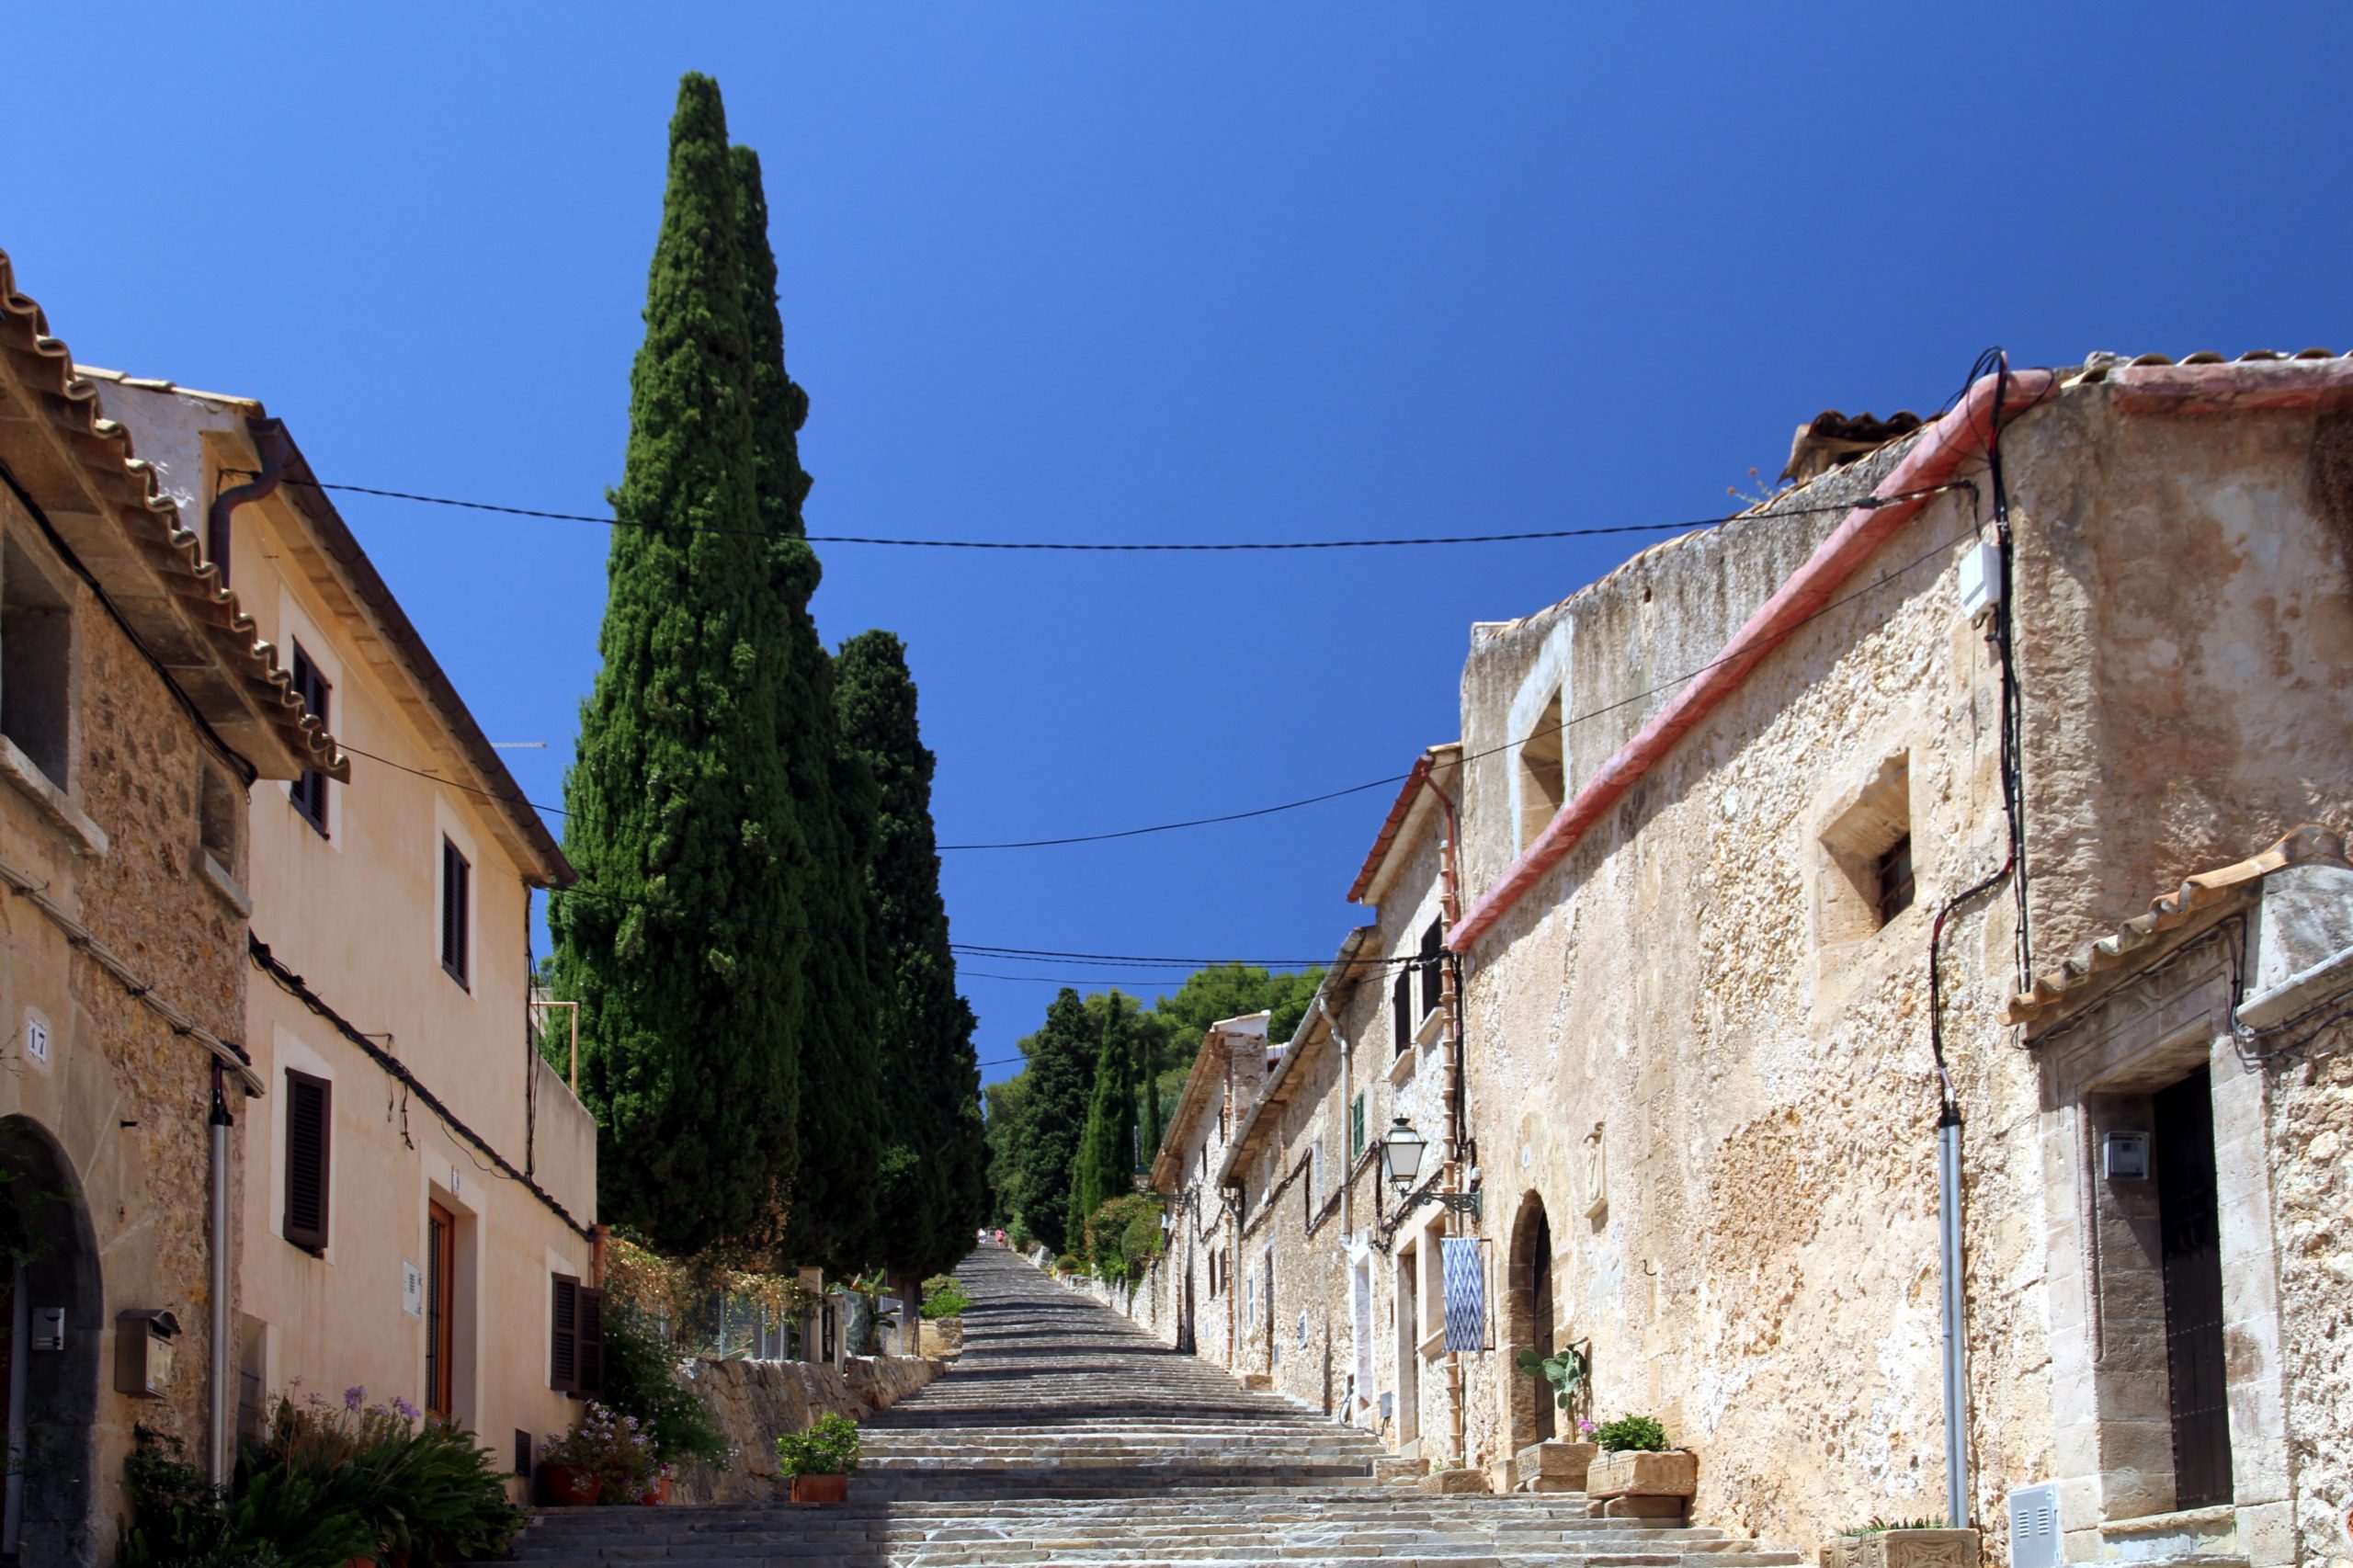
[343,1385,366,1411]
[392,1396,422,1420]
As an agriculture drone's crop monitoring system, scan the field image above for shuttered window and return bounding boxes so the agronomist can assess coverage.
[282,1068,332,1252]
[1350,1092,1367,1162]
[1392,965,1412,1054]
[1417,920,1446,1021]
[440,836,471,988]
[288,643,332,837]
[550,1274,606,1397]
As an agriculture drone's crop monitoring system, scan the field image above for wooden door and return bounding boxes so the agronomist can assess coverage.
[426,1202,456,1419]
[2155,1070,2231,1509]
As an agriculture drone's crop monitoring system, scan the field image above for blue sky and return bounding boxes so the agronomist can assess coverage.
[9,6,2348,1082]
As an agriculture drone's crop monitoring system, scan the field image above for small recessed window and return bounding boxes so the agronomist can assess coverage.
[288,642,332,838]
[1816,756,1915,945]
[1518,687,1565,847]
[199,766,241,870]
[440,836,472,989]
[1,531,74,788]
[1874,835,1915,926]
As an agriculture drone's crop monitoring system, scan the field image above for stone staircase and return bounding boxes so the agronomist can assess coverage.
[490,1245,1806,1566]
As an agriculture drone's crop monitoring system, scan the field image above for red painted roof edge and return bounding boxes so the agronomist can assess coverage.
[1449,367,2057,952]
[1347,754,1435,903]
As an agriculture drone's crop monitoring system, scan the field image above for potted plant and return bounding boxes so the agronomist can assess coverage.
[777,1412,860,1505]
[535,1423,606,1507]
[1512,1342,1598,1490]
[1585,1415,1697,1512]
[1832,1517,1977,1568]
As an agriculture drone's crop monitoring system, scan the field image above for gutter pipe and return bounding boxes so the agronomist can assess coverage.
[208,1068,234,1485]
[1448,368,2058,954]
[205,418,285,589]
[1937,1112,1968,1529]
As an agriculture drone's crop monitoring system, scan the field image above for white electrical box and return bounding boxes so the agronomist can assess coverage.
[1958,540,2003,623]
[2104,1131,2152,1181]
[2008,1483,2061,1568]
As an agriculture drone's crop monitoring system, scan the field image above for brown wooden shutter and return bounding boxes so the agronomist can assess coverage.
[440,838,471,985]
[289,644,333,835]
[282,1069,331,1251]
[1392,966,1412,1053]
[550,1274,579,1392]
[576,1287,606,1397]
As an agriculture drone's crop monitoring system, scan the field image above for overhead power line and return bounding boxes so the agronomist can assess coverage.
[264,472,1924,553]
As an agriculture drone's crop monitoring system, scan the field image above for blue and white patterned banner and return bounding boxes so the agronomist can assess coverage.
[1441,1236,1484,1352]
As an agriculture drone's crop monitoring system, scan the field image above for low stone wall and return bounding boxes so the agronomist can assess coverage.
[672,1354,947,1504]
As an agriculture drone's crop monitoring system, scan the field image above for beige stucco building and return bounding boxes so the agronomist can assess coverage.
[0,254,337,1565]
[1131,352,2353,1568]
[85,371,598,1494]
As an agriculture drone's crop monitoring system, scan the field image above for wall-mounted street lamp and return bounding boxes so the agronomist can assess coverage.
[1381,1117,1481,1221]
[1132,1165,1186,1210]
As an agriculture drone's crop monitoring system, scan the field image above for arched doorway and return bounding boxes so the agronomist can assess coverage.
[2,1114,102,1566]
[1506,1191,1557,1452]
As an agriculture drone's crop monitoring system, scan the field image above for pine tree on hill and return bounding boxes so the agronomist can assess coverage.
[1010,989,1097,1255]
[549,74,805,1255]
[731,143,885,1277]
[835,630,989,1309]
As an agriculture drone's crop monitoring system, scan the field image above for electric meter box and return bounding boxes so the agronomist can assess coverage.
[115,1309,180,1399]
[2104,1131,2152,1181]
[1958,540,2003,623]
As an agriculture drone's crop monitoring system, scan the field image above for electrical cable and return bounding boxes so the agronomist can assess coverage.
[256,472,1935,552]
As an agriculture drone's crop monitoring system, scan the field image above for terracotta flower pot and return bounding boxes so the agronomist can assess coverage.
[640,1474,673,1506]
[790,1471,849,1505]
[540,1461,603,1506]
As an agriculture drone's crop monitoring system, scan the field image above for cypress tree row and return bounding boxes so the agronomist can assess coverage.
[729,144,885,1276]
[1068,994,1139,1250]
[835,631,989,1307]
[550,75,806,1255]
[1010,990,1097,1255]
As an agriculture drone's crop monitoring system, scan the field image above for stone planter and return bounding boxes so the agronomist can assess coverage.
[1586,1449,1696,1517]
[1514,1439,1598,1494]
[790,1472,850,1505]
[1822,1535,1859,1568]
[538,1461,601,1506]
[1587,1448,1697,1497]
[1851,1528,1978,1568]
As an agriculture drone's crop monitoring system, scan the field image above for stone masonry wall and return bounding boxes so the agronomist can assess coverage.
[670,1355,946,1504]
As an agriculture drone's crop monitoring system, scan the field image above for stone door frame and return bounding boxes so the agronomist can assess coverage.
[2031,919,2293,1565]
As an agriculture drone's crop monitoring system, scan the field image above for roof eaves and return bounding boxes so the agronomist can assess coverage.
[0,252,342,782]
[2006,824,2348,1027]
[1216,926,1374,1187]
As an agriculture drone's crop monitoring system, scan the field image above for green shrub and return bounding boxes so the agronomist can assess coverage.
[1840,1517,1943,1537]
[775,1413,860,1478]
[1081,1195,1164,1286]
[119,1393,523,1568]
[1594,1415,1669,1452]
[1006,1217,1035,1252]
[919,1276,974,1320]
[597,1295,728,1464]
[1055,1252,1086,1276]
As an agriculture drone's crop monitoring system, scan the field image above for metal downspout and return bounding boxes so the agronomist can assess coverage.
[1421,767,1470,1467]
[1938,1111,1969,1528]
[208,1067,235,1485]
[206,418,286,588]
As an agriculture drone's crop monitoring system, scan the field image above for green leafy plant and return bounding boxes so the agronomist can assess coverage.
[920,1276,974,1320]
[596,1296,729,1465]
[1055,1252,1086,1277]
[538,1402,658,1498]
[775,1413,861,1479]
[1513,1339,1591,1411]
[1841,1517,1943,1537]
[1594,1415,1670,1452]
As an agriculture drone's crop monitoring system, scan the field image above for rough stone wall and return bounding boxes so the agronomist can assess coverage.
[0,480,253,1563]
[669,1354,945,1504]
[2269,1033,2353,1568]
[1453,442,2031,1551]
[1449,386,2353,1559]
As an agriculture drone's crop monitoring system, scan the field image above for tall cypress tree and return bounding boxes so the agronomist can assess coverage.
[550,75,805,1255]
[1069,994,1139,1249]
[835,631,988,1306]
[1011,989,1097,1254]
[731,144,885,1276]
